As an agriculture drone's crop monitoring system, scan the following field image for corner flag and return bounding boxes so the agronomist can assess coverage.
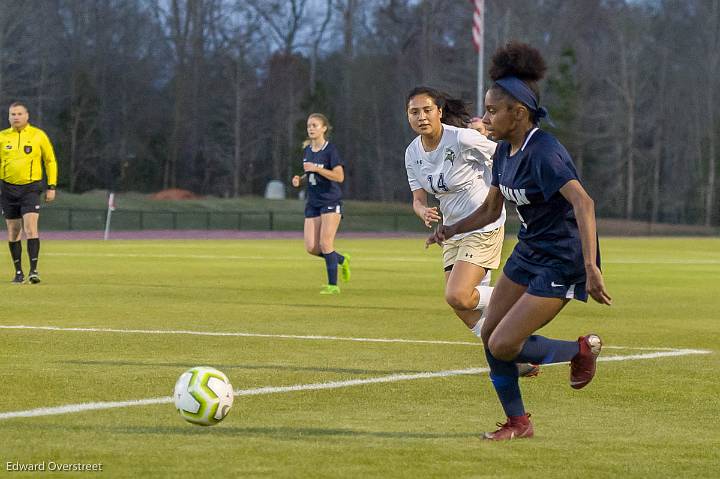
[104,192,116,240]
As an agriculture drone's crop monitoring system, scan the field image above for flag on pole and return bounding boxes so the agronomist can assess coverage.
[472,0,484,52]
[471,0,485,115]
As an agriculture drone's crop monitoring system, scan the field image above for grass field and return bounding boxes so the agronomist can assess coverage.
[1,236,719,478]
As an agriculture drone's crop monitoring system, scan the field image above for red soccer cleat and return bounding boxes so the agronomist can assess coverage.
[482,414,534,441]
[570,334,603,389]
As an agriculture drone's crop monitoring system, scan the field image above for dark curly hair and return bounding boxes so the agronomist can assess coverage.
[406,86,471,128]
[488,42,546,113]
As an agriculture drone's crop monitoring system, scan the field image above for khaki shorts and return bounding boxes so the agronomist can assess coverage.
[442,226,504,271]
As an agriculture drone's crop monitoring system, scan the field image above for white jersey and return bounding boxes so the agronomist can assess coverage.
[405,123,506,237]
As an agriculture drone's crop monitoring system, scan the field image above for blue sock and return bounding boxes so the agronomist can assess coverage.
[514,335,580,364]
[336,252,345,264]
[323,252,339,285]
[485,347,525,417]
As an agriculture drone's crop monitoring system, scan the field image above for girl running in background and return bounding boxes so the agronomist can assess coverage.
[291,113,350,295]
[404,86,538,377]
[428,42,611,440]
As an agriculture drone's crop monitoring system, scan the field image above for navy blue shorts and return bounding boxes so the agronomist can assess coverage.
[503,254,588,302]
[305,203,343,218]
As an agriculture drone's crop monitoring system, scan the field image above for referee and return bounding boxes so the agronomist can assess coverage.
[0,102,57,284]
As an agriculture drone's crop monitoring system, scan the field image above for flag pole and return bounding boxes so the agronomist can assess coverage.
[472,0,485,115]
[104,192,115,241]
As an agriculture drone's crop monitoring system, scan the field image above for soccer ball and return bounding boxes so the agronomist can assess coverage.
[173,366,234,426]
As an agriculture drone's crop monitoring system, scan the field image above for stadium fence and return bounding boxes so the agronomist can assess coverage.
[36,207,468,233]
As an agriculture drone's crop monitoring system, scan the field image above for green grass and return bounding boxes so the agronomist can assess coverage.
[1,237,719,478]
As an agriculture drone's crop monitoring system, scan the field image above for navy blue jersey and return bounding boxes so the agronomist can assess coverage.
[491,128,597,278]
[303,142,344,207]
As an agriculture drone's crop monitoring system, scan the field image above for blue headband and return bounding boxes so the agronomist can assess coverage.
[495,76,552,126]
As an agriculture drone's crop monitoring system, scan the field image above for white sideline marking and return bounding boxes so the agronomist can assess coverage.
[0,325,702,351]
[0,349,710,421]
[44,252,720,265]
[0,325,479,346]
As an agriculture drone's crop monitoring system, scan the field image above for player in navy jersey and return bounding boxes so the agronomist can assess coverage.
[291,113,350,295]
[428,42,612,440]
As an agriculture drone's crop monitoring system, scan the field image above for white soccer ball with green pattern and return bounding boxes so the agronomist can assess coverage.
[173,366,234,426]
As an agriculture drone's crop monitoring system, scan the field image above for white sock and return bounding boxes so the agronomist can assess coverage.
[470,316,484,338]
[473,285,493,311]
[480,270,492,287]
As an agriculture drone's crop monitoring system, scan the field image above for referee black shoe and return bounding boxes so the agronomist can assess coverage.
[11,272,25,284]
[28,271,41,284]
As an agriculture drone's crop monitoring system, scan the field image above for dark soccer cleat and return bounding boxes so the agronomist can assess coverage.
[518,363,541,378]
[570,334,603,389]
[483,414,534,441]
[28,271,41,284]
[11,272,24,284]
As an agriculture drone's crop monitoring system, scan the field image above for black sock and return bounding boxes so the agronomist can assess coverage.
[322,252,339,285]
[9,240,22,275]
[27,238,40,272]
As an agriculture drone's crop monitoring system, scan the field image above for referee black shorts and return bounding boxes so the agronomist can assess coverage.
[0,180,43,219]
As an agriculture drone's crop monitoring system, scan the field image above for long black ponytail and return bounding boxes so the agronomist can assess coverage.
[406,86,471,128]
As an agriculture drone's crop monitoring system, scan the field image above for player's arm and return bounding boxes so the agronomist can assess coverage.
[458,127,496,161]
[40,131,58,202]
[426,186,503,247]
[412,189,441,228]
[304,163,344,183]
[559,180,612,305]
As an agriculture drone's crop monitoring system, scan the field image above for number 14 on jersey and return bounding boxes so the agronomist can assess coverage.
[427,173,448,193]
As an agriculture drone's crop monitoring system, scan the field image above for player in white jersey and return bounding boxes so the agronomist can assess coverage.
[404,86,538,377]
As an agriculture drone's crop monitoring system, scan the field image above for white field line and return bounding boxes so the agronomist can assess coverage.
[44,252,720,265]
[0,325,479,346]
[0,349,710,421]
[0,325,703,351]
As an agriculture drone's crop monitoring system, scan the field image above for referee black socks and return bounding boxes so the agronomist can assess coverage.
[27,238,40,272]
[8,240,22,274]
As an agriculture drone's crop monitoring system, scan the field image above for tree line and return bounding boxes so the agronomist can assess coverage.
[0,0,717,226]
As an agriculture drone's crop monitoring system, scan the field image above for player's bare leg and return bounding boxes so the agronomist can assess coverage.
[303,217,322,256]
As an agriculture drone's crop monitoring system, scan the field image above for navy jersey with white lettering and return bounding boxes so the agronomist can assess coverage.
[492,128,598,278]
[303,142,344,207]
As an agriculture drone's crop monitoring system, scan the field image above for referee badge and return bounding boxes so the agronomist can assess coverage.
[24,145,32,154]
